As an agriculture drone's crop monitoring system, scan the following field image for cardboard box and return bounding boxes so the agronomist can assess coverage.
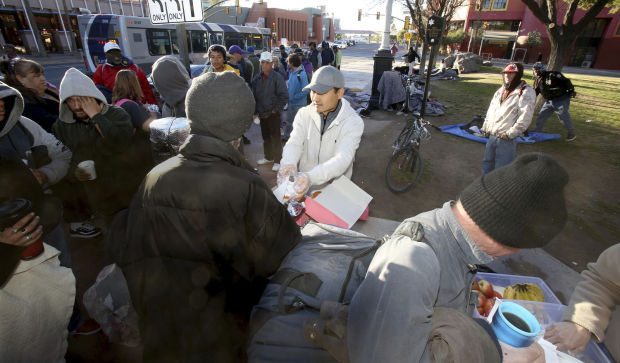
[304,176,372,229]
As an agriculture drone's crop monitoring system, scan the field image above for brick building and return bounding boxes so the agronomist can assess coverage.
[452,0,620,70]
[245,2,333,47]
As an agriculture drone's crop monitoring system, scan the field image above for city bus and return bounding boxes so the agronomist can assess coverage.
[78,14,272,74]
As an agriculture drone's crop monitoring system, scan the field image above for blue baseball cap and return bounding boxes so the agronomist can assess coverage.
[228,45,246,55]
[247,46,255,53]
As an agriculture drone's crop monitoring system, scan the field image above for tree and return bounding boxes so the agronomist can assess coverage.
[525,30,542,63]
[442,29,466,52]
[399,0,468,75]
[520,0,620,71]
[397,28,408,43]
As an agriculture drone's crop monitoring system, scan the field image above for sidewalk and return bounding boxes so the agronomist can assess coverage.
[29,53,83,66]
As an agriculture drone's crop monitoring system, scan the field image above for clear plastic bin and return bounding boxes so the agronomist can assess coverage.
[475,272,561,305]
[502,300,614,363]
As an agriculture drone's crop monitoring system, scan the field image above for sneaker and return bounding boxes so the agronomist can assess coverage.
[566,133,577,142]
[71,319,101,336]
[257,158,274,165]
[272,163,280,172]
[69,221,102,239]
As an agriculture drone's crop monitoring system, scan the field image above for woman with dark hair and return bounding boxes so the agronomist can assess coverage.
[111,69,155,183]
[112,69,156,133]
[203,44,239,75]
[0,59,59,132]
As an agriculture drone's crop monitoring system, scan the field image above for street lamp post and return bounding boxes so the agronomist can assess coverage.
[370,0,394,109]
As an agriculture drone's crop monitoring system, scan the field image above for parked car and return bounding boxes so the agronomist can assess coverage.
[334,41,347,49]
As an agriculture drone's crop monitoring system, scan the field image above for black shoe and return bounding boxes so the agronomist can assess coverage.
[566,133,577,142]
[242,136,251,145]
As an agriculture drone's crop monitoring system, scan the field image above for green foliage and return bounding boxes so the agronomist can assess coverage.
[574,0,620,13]
[442,29,466,45]
[397,29,408,43]
[525,30,542,47]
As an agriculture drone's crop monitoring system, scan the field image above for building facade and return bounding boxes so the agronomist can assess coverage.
[0,0,146,53]
[452,0,620,70]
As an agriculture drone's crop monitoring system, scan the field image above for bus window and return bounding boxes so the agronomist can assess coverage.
[190,31,207,53]
[250,35,262,50]
[146,29,171,56]
[262,36,271,51]
[170,30,191,54]
[209,32,223,47]
[224,33,244,49]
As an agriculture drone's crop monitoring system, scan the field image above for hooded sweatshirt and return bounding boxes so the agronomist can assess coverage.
[52,68,139,216]
[0,82,71,186]
[151,56,190,118]
[92,56,157,105]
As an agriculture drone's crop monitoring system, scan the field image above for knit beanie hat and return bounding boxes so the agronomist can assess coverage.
[185,71,255,141]
[460,153,568,249]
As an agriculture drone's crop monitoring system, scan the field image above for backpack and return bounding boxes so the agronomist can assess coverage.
[248,222,418,362]
[248,223,384,361]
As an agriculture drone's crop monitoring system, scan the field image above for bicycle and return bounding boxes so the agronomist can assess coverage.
[385,113,439,193]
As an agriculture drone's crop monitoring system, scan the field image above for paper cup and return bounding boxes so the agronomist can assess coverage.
[77,160,97,180]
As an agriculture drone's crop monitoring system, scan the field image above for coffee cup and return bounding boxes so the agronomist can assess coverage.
[77,160,97,180]
[491,301,541,348]
[0,198,44,261]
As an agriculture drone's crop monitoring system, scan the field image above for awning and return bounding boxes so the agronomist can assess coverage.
[481,30,518,41]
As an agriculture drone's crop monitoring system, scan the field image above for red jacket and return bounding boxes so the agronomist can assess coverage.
[92,61,157,105]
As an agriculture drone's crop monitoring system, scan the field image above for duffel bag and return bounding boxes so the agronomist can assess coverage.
[248,222,384,362]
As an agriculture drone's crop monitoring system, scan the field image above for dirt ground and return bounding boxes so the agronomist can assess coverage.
[349,74,619,272]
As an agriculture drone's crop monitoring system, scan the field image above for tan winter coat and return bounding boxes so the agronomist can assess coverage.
[481,81,535,140]
[562,244,619,361]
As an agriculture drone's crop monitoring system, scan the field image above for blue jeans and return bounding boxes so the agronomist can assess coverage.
[535,94,575,134]
[283,104,304,139]
[45,223,72,268]
[482,135,517,175]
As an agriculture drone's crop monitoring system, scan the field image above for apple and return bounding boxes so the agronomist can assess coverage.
[475,291,487,307]
[472,280,480,292]
[493,290,503,299]
[478,280,494,298]
[483,297,496,317]
[477,305,485,316]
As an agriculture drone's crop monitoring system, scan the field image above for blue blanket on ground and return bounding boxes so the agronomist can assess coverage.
[440,123,561,144]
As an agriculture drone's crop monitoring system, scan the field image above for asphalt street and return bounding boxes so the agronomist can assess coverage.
[44,62,86,88]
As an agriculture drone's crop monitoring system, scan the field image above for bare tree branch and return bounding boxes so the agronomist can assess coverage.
[563,0,580,27]
[521,0,551,24]
[574,0,612,29]
[548,0,557,24]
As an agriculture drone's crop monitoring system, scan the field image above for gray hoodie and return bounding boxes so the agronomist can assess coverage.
[58,68,108,124]
[151,56,190,118]
[0,82,71,185]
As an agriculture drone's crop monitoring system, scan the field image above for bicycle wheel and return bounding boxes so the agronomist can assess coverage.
[385,146,423,193]
[392,121,414,155]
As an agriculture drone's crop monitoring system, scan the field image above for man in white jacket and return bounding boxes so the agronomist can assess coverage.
[481,63,535,174]
[278,66,364,198]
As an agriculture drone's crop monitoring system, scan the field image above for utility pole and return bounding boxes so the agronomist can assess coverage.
[20,0,46,56]
[176,23,191,74]
[370,0,395,109]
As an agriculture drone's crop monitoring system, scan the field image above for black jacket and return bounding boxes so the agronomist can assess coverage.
[106,134,300,362]
[251,71,289,116]
[52,106,142,216]
[21,89,59,133]
[534,71,575,100]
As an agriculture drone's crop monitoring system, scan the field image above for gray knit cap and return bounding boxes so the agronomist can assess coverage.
[186,71,255,141]
[460,153,569,249]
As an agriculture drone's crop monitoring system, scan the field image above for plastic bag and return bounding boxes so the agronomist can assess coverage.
[83,264,141,347]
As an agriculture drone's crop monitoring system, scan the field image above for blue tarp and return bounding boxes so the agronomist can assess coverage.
[440,124,561,144]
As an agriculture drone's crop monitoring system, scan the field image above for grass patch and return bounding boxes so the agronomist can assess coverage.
[430,67,620,165]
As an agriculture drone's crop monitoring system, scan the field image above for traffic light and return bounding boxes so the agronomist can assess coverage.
[225,7,229,15]
[358,9,362,21]
[235,0,239,6]
[404,16,410,30]
[259,0,263,3]
[376,12,380,20]
[272,21,276,32]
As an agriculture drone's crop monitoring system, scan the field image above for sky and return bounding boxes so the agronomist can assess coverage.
[218,0,410,31]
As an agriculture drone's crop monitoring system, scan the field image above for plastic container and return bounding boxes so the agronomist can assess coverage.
[477,298,614,363]
[492,301,541,347]
[475,272,561,304]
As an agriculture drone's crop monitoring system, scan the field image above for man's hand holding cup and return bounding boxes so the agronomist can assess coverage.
[76,160,97,181]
